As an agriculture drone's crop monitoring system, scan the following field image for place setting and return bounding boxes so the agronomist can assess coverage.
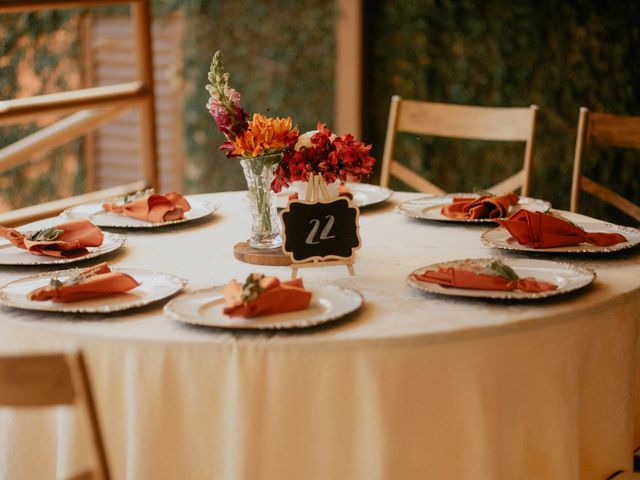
[62,189,219,229]
[0,218,125,266]
[165,272,363,331]
[480,210,640,254]
[0,261,187,314]
[406,257,596,300]
[396,191,551,222]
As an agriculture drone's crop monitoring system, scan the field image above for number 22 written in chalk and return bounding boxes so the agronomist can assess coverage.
[305,215,336,244]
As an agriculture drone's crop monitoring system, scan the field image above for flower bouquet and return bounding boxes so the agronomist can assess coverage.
[206,50,375,249]
[273,124,375,197]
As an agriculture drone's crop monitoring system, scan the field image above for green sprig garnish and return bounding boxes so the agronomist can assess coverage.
[240,273,265,302]
[26,227,63,242]
[48,265,104,289]
[482,260,520,281]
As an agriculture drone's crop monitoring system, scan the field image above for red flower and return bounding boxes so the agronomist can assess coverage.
[272,123,375,192]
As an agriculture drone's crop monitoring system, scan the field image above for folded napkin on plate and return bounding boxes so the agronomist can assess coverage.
[414,264,557,293]
[441,192,519,220]
[0,219,103,258]
[103,191,191,223]
[222,273,312,318]
[29,262,139,303]
[496,210,627,248]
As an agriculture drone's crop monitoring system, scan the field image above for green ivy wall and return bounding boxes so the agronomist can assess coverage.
[363,0,640,225]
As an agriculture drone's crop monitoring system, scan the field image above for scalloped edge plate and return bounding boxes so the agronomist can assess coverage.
[62,197,218,228]
[165,284,363,330]
[407,258,595,300]
[277,183,392,209]
[0,231,125,266]
[481,222,640,253]
[396,193,551,223]
[0,267,187,313]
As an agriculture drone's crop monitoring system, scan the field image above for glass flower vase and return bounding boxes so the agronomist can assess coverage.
[240,154,283,249]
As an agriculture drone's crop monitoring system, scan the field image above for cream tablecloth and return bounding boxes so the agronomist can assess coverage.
[1,191,639,480]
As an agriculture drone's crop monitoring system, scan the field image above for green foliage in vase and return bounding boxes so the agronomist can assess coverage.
[179,0,335,193]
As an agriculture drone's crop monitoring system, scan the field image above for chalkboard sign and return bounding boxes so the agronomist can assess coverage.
[281,197,361,263]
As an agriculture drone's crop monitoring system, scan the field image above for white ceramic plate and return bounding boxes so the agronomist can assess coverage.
[276,182,393,209]
[0,231,125,266]
[407,258,595,300]
[62,197,218,228]
[396,193,551,222]
[481,222,640,253]
[0,267,187,313]
[165,284,363,330]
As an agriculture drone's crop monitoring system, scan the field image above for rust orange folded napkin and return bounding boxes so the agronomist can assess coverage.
[222,274,312,318]
[0,219,104,258]
[496,210,627,248]
[441,192,519,220]
[29,262,139,303]
[103,191,191,223]
[414,267,557,293]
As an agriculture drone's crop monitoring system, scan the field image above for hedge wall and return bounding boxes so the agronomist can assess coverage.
[363,0,640,225]
[176,0,335,193]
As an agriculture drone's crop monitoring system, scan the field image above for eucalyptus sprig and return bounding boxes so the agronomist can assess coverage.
[105,188,154,206]
[48,265,105,289]
[124,188,155,204]
[240,273,266,302]
[482,260,520,281]
[26,227,64,242]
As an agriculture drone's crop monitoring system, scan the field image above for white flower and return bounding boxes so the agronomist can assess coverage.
[294,130,336,151]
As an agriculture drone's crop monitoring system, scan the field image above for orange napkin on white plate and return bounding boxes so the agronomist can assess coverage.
[414,267,557,293]
[496,210,627,248]
[441,192,519,220]
[222,273,312,318]
[103,191,191,223]
[0,219,104,258]
[29,262,139,303]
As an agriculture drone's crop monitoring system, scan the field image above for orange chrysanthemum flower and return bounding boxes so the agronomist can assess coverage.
[230,114,299,157]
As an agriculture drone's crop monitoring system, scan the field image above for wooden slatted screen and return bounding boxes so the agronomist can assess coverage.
[84,13,185,192]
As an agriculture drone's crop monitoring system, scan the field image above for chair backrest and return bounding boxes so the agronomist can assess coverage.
[0,0,159,227]
[570,107,640,222]
[0,352,111,480]
[608,473,640,480]
[379,95,539,196]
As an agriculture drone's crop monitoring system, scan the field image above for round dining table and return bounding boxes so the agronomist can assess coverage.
[0,190,639,480]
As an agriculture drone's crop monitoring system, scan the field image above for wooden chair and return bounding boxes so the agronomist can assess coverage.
[0,0,158,227]
[0,352,111,480]
[570,107,640,222]
[380,96,539,196]
[609,472,640,479]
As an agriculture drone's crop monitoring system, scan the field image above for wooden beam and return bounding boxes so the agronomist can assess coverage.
[0,180,147,227]
[0,82,148,126]
[0,106,128,172]
[0,0,141,14]
[335,0,362,138]
[132,0,159,190]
